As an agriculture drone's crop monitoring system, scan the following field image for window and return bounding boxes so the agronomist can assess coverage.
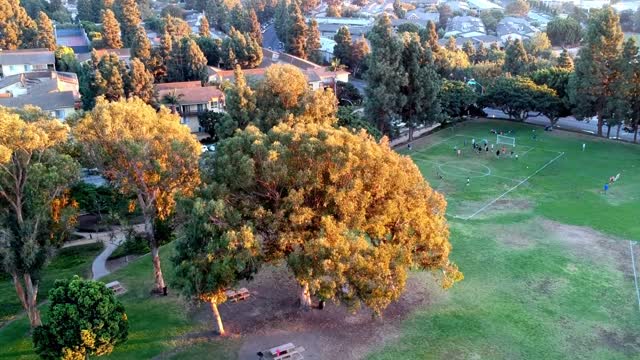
[210,100,219,108]
[180,117,187,124]
[54,110,64,119]
[9,65,17,72]
[197,103,204,113]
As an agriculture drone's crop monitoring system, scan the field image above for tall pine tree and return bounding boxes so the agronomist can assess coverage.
[306,18,322,64]
[131,26,152,66]
[333,26,353,68]
[504,38,529,75]
[221,65,257,138]
[364,15,406,135]
[115,0,141,47]
[102,9,123,49]
[199,15,210,37]
[571,6,623,137]
[285,1,307,58]
[399,33,440,140]
[248,8,262,46]
[557,48,573,70]
[125,58,155,103]
[35,11,56,50]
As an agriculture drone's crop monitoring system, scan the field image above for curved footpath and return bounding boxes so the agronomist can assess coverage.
[63,225,144,280]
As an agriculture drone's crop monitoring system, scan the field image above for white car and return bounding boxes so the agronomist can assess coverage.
[201,145,208,153]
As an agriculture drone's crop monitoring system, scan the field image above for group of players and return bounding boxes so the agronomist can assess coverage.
[455,138,518,160]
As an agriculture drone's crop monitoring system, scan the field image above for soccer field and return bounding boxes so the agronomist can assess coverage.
[406,120,640,238]
[373,119,640,359]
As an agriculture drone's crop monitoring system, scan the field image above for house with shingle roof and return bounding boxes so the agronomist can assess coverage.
[208,48,349,91]
[0,49,55,77]
[497,17,540,42]
[155,81,224,137]
[444,16,487,38]
[0,70,80,119]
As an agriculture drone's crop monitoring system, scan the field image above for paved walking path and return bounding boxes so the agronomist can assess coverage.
[63,225,144,280]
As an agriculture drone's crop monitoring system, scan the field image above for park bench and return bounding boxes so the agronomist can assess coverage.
[225,287,250,302]
[105,281,127,295]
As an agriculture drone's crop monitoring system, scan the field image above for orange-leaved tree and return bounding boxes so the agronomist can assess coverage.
[174,122,462,327]
[74,97,200,293]
[0,106,80,327]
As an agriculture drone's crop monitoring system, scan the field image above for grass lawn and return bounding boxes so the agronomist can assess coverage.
[0,244,238,360]
[0,242,104,326]
[371,119,640,359]
[2,119,639,359]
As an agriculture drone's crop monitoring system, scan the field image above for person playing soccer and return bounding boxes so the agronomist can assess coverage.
[604,182,609,194]
[466,177,470,186]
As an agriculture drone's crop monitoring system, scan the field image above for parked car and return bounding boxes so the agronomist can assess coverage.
[201,145,208,153]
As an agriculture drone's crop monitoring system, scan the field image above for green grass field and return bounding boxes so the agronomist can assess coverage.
[1,119,639,359]
[374,119,640,359]
[0,242,103,326]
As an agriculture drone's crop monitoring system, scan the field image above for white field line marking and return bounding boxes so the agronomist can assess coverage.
[465,152,565,220]
[412,157,524,183]
[629,241,640,311]
[521,147,535,156]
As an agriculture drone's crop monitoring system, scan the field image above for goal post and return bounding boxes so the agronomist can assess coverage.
[496,135,516,147]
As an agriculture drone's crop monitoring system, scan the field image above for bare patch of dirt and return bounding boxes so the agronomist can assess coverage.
[185,264,447,360]
[597,328,640,356]
[526,277,568,297]
[541,219,632,274]
[459,198,533,220]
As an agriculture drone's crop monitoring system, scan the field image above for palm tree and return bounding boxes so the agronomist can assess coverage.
[160,89,184,113]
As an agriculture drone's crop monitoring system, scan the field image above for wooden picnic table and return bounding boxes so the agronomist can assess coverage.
[269,343,295,356]
[225,287,250,302]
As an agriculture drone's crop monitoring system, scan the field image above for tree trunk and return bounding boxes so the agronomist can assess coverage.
[13,272,42,327]
[299,282,312,310]
[634,127,638,143]
[210,300,225,335]
[597,114,603,137]
[151,245,165,292]
[606,124,611,138]
[616,124,621,139]
[408,126,414,142]
[144,215,166,292]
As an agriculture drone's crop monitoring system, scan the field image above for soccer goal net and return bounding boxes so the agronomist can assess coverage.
[496,135,516,147]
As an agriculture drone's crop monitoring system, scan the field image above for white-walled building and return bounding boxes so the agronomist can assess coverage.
[0,49,55,77]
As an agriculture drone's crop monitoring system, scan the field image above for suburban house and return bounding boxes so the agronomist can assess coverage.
[444,16,487,38]
[317,23,371,39]
[466,0,504,12]
[438,34,501,48]
[76,48,132,64]
[208,48,349,91]
[0,70,80,119]
[0,49,55,77]
[155,81,225,137]
[497,17,540,42]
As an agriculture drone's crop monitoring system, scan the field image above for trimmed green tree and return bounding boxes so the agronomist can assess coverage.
[33,276,128,359]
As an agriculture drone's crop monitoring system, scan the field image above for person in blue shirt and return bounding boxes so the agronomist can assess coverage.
[604,183,609,194]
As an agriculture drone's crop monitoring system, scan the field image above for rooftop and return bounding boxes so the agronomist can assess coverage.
[76,48,131,63]
[0,49,55,66]
[0,91,77,111]
[466,0,503,10]
[497,17,539,39]
[445,16,486,37]
[155,84,223,105]
[0,71,80,99]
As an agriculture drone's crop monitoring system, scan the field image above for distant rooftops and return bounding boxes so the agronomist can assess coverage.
[0,49,55,66]
[155,81,224,105]
[76,48,132,63]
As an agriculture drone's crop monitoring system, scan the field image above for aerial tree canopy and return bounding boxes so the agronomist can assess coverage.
[0,106,80,328]
[173,122,462,336]
[74,98,201,293]
[33,276,128,359]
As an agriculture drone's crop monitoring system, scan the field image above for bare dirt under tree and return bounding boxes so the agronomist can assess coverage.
[181,264,448,360]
